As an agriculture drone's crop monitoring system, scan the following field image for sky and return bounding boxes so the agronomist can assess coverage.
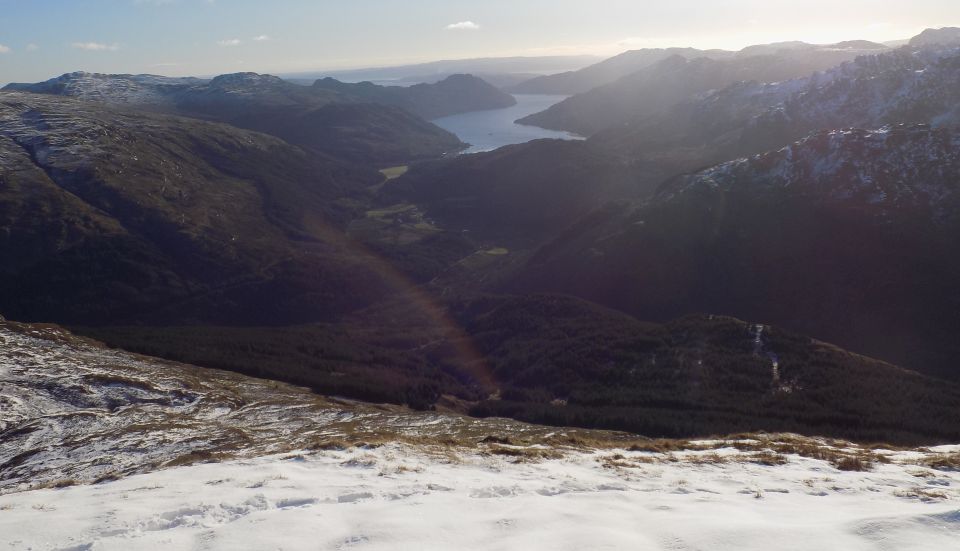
[0,0,958,83]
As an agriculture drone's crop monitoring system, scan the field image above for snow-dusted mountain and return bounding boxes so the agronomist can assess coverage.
[511,40,887,96]
[909,27,960,48]
[595,46,960,163]
[5,70,516,124]
[740,47,960,150]
[517,42,895,136]
[3,71,206,106]
[664,125,960,222]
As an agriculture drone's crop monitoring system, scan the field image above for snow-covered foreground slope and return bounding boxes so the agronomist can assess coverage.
[0,320,624,495]
[2,318,959,550]
[2,442,959,550]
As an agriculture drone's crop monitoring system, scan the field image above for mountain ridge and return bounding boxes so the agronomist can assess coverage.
[311,73,517,120]
[516,46,885,136]
[510,41,888,96]
[4,71,500,165]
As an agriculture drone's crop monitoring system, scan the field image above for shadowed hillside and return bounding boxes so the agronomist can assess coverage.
[0,92,393,325]
[507,126,960,381]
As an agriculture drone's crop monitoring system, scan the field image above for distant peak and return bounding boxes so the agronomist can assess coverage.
[830,40,888,51]
[738,41,815,56]
[438,73,479,81]
[909,27,960,48]
[431,73,491,86]
[209,72,286,87]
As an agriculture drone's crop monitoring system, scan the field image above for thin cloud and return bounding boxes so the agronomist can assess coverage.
[0,44,10,54]
[26,43,38,51]
[445,21,480,31]
[72,42,120,51]
[252,35,270,42]
[135,0,216,4]
[218,38,242,47]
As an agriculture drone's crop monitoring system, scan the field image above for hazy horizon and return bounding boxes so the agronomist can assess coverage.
[1,0,958,83]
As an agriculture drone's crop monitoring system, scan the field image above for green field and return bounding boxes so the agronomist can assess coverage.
[379,165,409,181]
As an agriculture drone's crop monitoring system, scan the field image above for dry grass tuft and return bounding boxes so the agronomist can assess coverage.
[923,453,960,471]
[894,487,949,501]
[749,451,789,466]
[599,453,658,469]
[485,445,562,462]
[163,449,222,468]
[480,435,518,446]
[831,455,873,472]
[725,435,881,471]
[686,452,727,465]
[307,439,350,451]
[32,479,79,491]
[627,439,697,453]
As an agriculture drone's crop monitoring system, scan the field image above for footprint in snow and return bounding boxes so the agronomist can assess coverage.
[338,492,374,503]
[54,544,93,551]
[337,535,370,548]
[470,486,520,499]
[276,497,319,509]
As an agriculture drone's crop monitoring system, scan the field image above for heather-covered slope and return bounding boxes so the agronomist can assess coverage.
[87,291,960,445]
[0,92,391,325]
